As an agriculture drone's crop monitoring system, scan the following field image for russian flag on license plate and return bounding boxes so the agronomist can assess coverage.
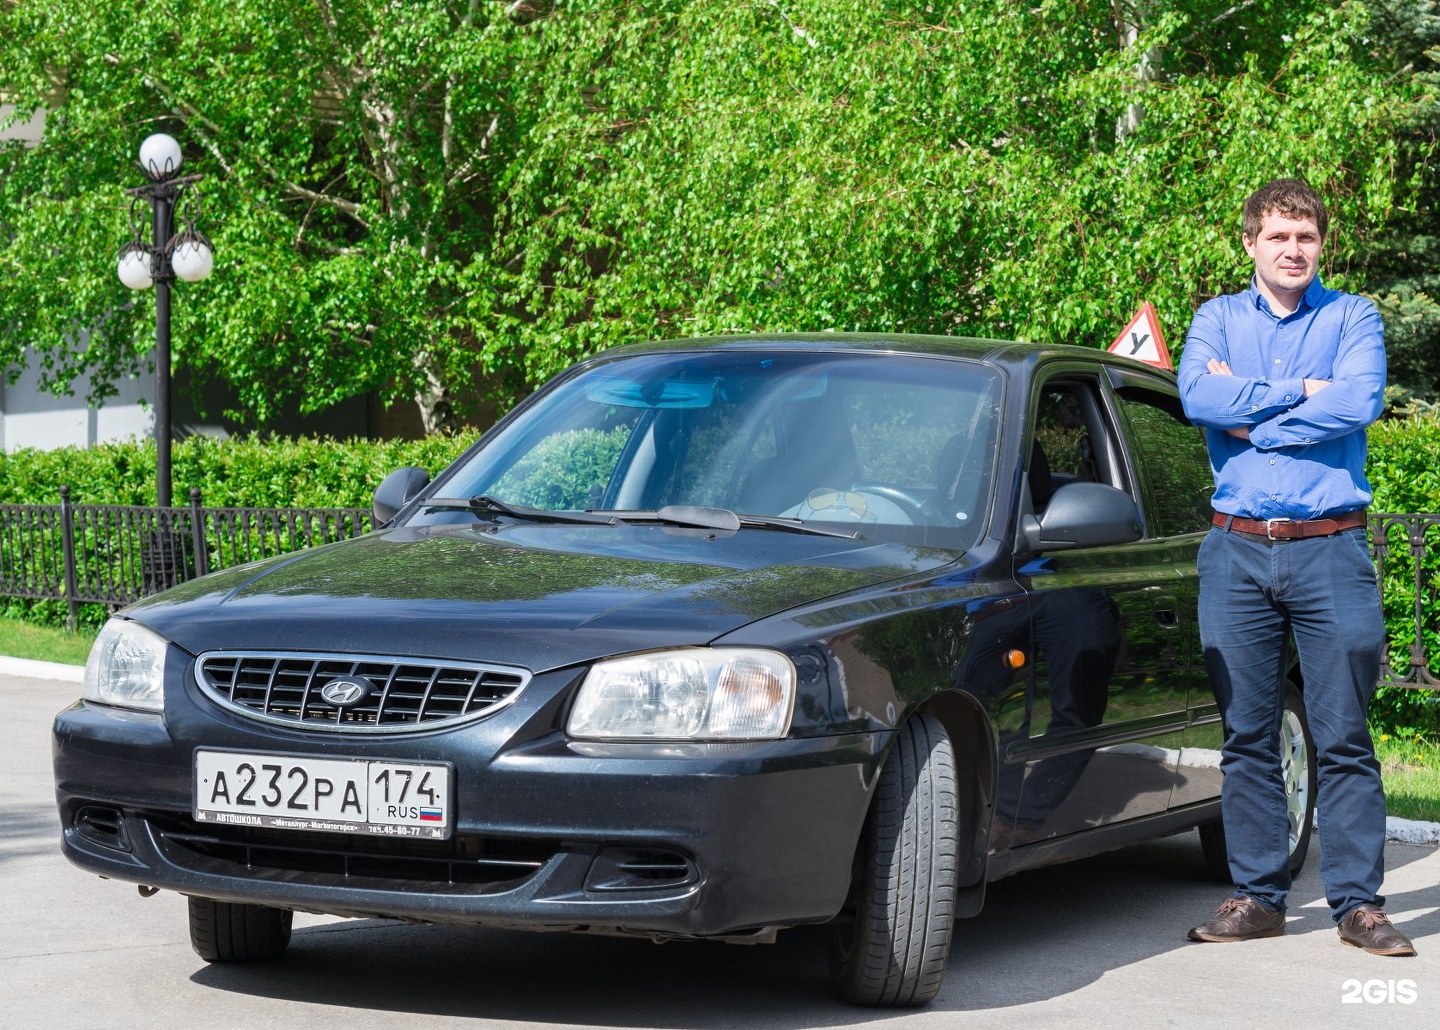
[419,807,444,822]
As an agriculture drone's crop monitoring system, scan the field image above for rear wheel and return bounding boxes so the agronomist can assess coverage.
[1200,684,1316,881]
[188,897,293,962]
[828,713,960,1007]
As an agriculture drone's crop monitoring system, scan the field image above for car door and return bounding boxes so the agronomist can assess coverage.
[1108,373,1223,810]
[1001,369,1191,842]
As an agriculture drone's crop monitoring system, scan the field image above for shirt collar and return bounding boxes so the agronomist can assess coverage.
[1247,276,1327,316]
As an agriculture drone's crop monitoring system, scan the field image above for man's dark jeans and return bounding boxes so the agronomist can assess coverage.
[1198,524,1386,922]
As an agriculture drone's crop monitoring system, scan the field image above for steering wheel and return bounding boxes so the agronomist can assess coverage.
[848,482,933,522]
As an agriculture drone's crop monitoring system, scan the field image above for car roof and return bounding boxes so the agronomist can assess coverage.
[594,332,1178,384]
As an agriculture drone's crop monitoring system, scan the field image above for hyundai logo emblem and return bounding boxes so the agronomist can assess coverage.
[319,677,373,708]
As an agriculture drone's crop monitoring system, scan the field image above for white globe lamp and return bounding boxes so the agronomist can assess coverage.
[117,246,153,290]
[171,237,214,282]
[138,133,183,180]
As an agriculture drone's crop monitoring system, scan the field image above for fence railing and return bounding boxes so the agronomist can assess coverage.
[0,487,370,628]
[0,496,1437,688]
[1369,513,1440,690]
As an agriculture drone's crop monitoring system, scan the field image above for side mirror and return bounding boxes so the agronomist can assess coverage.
[372,467,431,525]
[1019,482,1143,552]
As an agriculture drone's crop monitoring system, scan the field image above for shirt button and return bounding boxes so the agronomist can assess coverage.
[1269,459,1276,465]
[1275,359,1282,364]
[1251,405,1259,411]
[1284,395,1292,401]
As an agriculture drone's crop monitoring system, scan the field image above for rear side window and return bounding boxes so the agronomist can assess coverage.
[1114,387,1214,536]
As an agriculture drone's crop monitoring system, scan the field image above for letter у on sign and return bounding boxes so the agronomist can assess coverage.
[1108,302,1172,370]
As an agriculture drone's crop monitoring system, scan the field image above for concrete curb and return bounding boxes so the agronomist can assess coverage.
[3,653,1439,845]
[1385,815,1440,846]
[0,655,83,683]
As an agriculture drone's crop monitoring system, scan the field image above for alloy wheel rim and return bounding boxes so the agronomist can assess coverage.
[1282,708,1311,854]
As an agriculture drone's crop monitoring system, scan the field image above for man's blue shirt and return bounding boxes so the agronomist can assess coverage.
[1177,277,1385,520]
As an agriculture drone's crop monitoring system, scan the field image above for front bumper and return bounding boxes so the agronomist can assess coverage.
[53,665,885,938]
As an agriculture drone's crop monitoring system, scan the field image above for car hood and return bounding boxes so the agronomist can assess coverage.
[127,523,960,672]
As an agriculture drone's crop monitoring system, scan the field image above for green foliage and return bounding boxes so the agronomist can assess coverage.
[1373,729,1440,822]
[1356,1,1440,404]
[1366,415,1440,734]
[0,614,96,662]
[492,426,631,509]
[1,0,528,431]
[489,0,1428,385]
[2,1,1434,429]
[0,432,479,508]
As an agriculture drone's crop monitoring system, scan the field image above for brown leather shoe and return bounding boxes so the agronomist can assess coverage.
[1338,905,1417,956]
[1187,897,1286,942]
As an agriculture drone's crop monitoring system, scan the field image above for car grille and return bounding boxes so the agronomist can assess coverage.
[147,813,556,890]
[195,651,530,733]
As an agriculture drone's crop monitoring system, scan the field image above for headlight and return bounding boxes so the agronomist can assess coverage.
[568,648,796,741]
[82,619,169,713]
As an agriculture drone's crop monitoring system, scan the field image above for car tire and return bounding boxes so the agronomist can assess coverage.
[1199,684,1316,882]
[188,896,293,962]
[827,713,960,1007]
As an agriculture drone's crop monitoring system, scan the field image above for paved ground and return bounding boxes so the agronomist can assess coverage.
[4,672,1437,1030]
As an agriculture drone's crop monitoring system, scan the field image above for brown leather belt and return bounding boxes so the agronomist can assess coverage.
[1212,510,1367,541]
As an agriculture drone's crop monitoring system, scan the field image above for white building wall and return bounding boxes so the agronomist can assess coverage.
[0,103,44,144]
[0,353,154,453]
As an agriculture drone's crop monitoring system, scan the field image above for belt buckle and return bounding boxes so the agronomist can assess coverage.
[1265,518,1294,541]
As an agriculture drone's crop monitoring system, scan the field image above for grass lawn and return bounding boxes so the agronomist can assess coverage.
[1374,732,1440,824]
[0,617,97,667]
[0,616,1436,825]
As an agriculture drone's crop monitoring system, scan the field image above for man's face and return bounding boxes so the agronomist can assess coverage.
[1242,210,1324,299]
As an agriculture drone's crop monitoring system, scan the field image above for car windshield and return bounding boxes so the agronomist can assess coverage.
[429,349,1003,546]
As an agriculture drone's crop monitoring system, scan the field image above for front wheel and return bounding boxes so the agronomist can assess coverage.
[1199,684,1316,882]
[828,713,960,1007]
[188,897,293,962]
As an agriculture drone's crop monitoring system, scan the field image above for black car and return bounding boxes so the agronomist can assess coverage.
[53,335,1317,1006]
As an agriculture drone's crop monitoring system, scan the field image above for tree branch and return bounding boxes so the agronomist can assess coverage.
[1177,0,1262,47]
[133,65,370,226]
[760,0,820,48]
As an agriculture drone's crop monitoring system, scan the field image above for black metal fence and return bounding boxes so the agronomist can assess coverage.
[1370,513,1440,691]
[0,487,370,629]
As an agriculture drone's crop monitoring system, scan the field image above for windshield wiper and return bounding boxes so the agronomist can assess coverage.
[421,496,618,526]
[599,505,861,540]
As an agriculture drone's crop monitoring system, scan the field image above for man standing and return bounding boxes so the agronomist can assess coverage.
[1178,179,1415,956]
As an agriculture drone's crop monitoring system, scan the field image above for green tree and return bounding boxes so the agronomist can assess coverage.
[1,0,528,431]
[1354,1,1440,407]
[2,2,1432,427]
[495,0,1429,381]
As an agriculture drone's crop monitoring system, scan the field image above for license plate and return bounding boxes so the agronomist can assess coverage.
[194,750,452,839]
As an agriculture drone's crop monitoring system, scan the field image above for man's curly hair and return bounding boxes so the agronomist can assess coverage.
[1243,178,1328,241]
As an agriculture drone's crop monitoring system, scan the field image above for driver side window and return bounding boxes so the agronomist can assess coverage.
[1031,380,1109,512]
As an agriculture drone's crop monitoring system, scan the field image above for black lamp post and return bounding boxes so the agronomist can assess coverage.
[117,132,214,508]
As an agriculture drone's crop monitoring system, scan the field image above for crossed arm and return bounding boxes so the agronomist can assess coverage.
[1203,360,1331,441]
[1177,300,1385,449]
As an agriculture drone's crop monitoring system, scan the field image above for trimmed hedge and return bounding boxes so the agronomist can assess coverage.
[1365,417,1440,736]
[0,432,481,509]
[8,418,1433,514]
[3,419,1440,734]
